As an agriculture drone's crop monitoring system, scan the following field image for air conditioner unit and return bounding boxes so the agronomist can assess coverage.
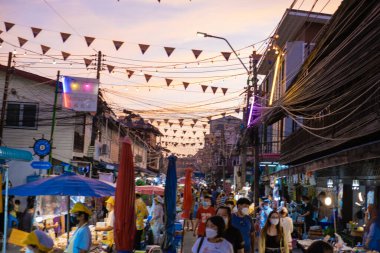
[100,144,109,155]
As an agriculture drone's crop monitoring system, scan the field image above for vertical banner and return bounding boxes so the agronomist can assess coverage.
[61,76,99,112]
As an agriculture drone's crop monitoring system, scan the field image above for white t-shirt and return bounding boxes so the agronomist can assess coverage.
[106,210,115,228]
[192,237,234,253]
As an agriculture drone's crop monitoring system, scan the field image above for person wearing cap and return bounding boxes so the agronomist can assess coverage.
[95,197,115,250]
[65,203,92,253]
[151,195,164,244]
[23,230,58,253]
[279,207,294,251]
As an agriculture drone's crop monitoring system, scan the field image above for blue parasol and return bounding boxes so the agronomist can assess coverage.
[6,172,115,197]
[162,155,177,253]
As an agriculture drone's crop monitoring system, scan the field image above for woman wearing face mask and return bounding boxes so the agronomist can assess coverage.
[216,206,244,253]
[258,211,289,253]
[194,195,216,237]
[192,216,234,253]
[24,230,62,253]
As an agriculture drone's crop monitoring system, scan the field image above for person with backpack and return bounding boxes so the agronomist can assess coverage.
[192,216,233,253]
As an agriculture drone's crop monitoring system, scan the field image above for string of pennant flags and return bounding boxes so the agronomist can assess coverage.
[1,21,236,62]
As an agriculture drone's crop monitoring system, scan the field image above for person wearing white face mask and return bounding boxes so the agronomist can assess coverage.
[192,216,234,253]
[231,198,255,253]
[258,211,289,253]
[216,206,245,253]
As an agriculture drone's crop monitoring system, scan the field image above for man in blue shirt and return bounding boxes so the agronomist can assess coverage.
[260,199,272,229]
[66,203,92,253]
[231,198,255,253]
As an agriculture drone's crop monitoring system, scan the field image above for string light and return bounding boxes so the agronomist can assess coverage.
[24,51,27,55]
[13,49,17,55]
[139,70,143,75]
[53,59,56,64]
[0,43,2,48]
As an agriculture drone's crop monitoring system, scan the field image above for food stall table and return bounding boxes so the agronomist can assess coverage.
[297,239,353,252]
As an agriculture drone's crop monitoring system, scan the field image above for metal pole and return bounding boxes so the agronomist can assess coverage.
[0,52,13,145]
[240,77,250,190]
[252,56,260,205]
[2,165,9,253]
[48,71,60,174]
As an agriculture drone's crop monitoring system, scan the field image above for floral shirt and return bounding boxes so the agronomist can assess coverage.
[135,198,148,230]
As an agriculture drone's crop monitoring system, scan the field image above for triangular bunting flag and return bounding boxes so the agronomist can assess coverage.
[203,124,207,129]
[139,44,150,54]
[197,137,200,140]
[165,79,173,87]
[164,47,175,57]
[190,124,195,128]
[179,123,184,128]
[211,86,218,94]
[61,51,70,60]
[164,129,168,133]
[18,37,28,47]
[113,40,124,50]
[0,38,3,44]
[169,123,173,127]
[41,45,50,55]
[201,85,208,93]
[172,136,176,139]
[235,108,241,114]
[207,116,212,121]
[192,119,198,124]
[200,142,203,145]
[193,131,196,135]
[173,130,177,133]
[181,137,184,139]
[84,36,95,47]
[4,22,14,32]
[149,119,154,124]
[192,49,202,59]
[183,131,186,134]
[127,70,134,78]
[107,65,115,73]
[0,30,2,35]
[221,112,226,117]
[60,32,71,43]
[157,121,161,126]
[183,82,190,90]
[203,131,207,135]
[31,27,42,38]
[164,119,169,124]
[84,58,93,68]
[178,119,184,123]
[221,88,228,95]
[221,52,232,61]
[144,74,152,83]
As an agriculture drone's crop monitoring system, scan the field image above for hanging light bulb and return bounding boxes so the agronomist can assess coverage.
[13,49,17,55]
[53,59,56,64]
[24,51,27,56]
[39,58,43,63]
[275,50,279,55]
[327,178,334,188]
[0,42,2,48]
[138,70,143,75]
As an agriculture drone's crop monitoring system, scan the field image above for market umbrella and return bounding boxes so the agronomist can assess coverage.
[114,137,135,253]
[136,185,164,196]
[162,155,177,253]
[182,168,193,219]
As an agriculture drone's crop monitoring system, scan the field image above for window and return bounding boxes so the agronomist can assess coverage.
[5,102,38,129]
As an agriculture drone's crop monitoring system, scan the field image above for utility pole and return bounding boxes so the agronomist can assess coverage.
[89,51,102,156]
[251,51,260,204]
[0,52,13,145]
[239,77,250,190]
[48,70,60,174]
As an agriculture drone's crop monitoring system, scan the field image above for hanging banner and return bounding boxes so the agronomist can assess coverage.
[61,76,99,112]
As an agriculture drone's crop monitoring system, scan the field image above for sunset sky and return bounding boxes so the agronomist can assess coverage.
[0,0,342,154]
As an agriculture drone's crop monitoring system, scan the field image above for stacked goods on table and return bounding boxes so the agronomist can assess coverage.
[308,226,323,239]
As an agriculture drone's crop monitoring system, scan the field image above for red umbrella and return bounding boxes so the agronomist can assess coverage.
[114,137,135,253]
[182,168,193,219]
[136,185,164,196]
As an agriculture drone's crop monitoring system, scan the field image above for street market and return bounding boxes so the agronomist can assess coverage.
[0,0,379,252]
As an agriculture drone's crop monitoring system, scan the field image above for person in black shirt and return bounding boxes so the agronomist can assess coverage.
[300,196,314,233]
[216,206,244,253]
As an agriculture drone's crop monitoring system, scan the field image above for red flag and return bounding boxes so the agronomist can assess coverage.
[221,52,232,61]
[149,119,154,124]
[183,82,190,90]
[193,131,196,135]
[164,129,168,133]
[179,123,184,128]
[61,51,70,60]
[113,40,124,50]
[18,37,28,47]
[60,32,71,43]
[31,27,42,38]
[4,22,14,32]
[144,74,152,83]
[41,45,50,55]
[178,119,184,123]
[169,123,173,127]
[201,85,208,93]
[211,86,218,94]
[139,44,150,54]
[157,121,161,126]
[235,108,240,114]
[164,119,169,124]
[192,49,202,59]
[107,65,115,73]
[221,88,228,95]
[127,70,134,78]
[84,58,93,68]
[164,47,175,57]
[190,124,194,128]
[173,130,177,134]
[165,78,173,87]
[183,131,186,134]
[84,36,95,47]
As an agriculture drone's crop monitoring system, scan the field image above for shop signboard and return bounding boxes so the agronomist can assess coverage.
[61,76,99,112]
[31,161,52,170]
